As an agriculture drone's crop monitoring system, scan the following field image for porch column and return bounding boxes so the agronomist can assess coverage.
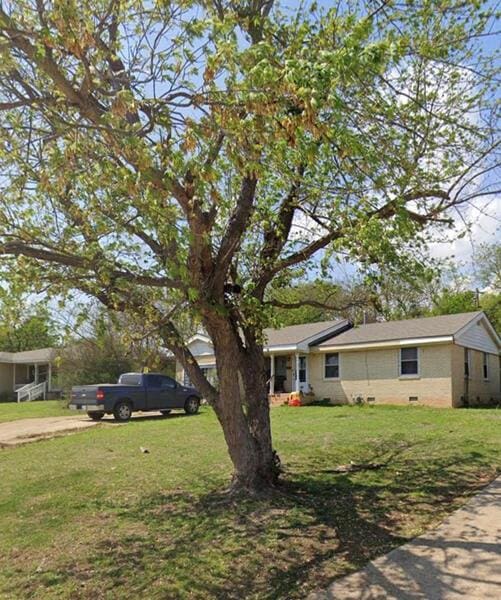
[34,364,39,385]
[12,363,16,392]
[48,363,52,392]
[295,353,300,392]
[269,354,275,395]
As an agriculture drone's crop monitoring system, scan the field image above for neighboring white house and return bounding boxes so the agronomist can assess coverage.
[0,348,57,401]
[175,312,501,408]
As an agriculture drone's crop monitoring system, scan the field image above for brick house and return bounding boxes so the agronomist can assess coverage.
[176,311,501,408]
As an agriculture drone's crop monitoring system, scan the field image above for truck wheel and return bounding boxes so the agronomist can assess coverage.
[113,401,132,422]
[184,396,200,415]
[160,410,171,416]
[88,412,104,421]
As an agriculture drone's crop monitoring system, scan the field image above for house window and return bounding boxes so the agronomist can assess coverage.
[400,347,418,376]
[483,353,489,380]
[464,348,471,378]
[184,366,217,387]
[324,353,339,379]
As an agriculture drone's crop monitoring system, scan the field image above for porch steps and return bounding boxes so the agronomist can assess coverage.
[16,381,47,403]
[268,391,317,406]
[269,393,291,406]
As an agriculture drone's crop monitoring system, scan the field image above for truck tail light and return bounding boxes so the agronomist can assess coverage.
[96,389,105,401]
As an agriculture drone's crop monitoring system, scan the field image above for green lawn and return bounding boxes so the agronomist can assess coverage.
[0,400,69,423]
[0,405,499,599]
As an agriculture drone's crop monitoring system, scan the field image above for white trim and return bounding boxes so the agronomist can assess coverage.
[323,352,340,380]
[297,354,309,392]
[269,354,275,394]
[320,336,453,352]
[187,333,212,345]
[294,353,300,392]
[264,345,300,354]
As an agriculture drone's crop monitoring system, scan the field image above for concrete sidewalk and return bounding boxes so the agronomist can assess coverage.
[0,416,99,447]
[309,477,501,600]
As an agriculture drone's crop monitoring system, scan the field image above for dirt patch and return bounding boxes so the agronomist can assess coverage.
[0,416,99,448]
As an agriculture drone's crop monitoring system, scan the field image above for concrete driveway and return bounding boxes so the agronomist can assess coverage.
[0,416,100,447]
[0,412,170,447]
[309,476,501,600]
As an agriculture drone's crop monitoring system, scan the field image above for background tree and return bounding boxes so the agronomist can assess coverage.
[0,1,498,494]
[431,288,477,314]
[476,242,501,292]
[269,279,377,326]
[0,288,59,351]
[478,292,501,332]
[57,307,175,393]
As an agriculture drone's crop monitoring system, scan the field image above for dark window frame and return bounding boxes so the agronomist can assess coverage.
[483,353,489,380]
[324,353,340,379]
[400,347,419,377]
[464,348,471,379]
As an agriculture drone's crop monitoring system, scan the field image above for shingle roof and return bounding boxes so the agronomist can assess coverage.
[319,312,483,347]
[264,319,347,348]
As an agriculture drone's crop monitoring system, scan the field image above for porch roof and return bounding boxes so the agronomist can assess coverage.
[264,319,350,352]
[0,347,57,364]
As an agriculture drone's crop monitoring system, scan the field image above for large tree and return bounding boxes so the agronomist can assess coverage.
[0,1,498,493]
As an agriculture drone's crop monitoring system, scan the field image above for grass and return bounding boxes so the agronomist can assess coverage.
[0,404,500,599]
[0,400,69,423]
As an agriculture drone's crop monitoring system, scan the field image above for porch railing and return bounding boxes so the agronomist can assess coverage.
[16,381,47,403]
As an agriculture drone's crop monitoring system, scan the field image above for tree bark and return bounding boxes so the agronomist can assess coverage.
[204,316,280,495]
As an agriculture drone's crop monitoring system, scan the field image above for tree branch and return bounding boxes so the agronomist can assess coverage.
[212,175,257,292]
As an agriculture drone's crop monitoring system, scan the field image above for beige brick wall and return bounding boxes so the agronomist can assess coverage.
[451,345,500,407]
[309,344,454,407]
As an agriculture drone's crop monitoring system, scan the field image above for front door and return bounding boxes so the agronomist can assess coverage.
[275,356,287,392]
[298,356,308,392]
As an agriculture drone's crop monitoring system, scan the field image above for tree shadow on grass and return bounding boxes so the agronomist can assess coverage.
[14,448,497,600]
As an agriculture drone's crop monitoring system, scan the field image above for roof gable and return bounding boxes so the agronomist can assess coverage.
[454,313,500,353]
[186,335,214,356]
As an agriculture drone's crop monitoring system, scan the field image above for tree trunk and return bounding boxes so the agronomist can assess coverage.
[205,317,280,495]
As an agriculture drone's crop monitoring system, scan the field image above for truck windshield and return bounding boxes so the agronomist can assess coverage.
[118,373,142,386]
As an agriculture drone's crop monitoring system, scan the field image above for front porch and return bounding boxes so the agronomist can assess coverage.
[266,353,314,405]
[13,362,55,402]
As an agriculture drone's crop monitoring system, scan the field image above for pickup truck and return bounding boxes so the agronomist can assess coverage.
[69,372,201,422]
